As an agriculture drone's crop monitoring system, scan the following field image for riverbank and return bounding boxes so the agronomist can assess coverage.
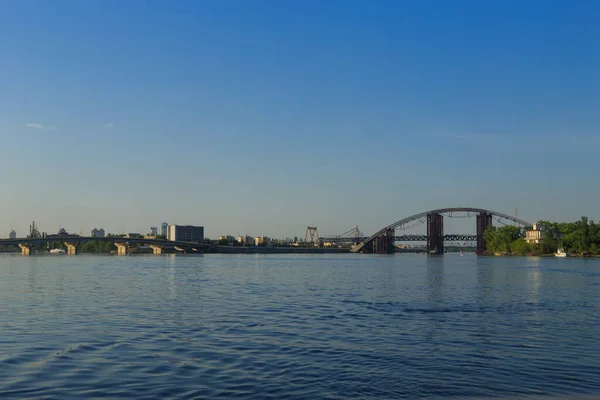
[484,252,600,258]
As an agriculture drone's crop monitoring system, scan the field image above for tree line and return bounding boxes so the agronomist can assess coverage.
[484,217,600,256]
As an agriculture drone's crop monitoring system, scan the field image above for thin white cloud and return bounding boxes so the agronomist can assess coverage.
[103,123,114,129]
[25,123,45,129]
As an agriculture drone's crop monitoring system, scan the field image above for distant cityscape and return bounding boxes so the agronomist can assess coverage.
[3,210,600,256]
[5,221,328,248]
[7,221,204,244]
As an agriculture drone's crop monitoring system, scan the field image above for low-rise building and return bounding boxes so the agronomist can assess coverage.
[237,235,254,246]
[254,236,270,246]
[219,235,236,245]
[525,223,545,245]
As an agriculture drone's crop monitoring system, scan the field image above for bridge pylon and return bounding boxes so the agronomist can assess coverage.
[64,241,80,255]
[363,228,394,254]
[476,212,492,254]
[150,245,165,255]
[19,243,33,256]
[115,242,130,255]
[427,213,444,254]
[304,226,319,247]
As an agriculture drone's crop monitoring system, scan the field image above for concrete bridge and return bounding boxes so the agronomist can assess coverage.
[0,236,208,256]
[351,207,531,255]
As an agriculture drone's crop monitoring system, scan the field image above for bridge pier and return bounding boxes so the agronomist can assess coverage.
[364,229,394,254]
[150,245,164,255]
[64,241,80,255]
[115,242,129,255]
[476,212,493,254]
[18,243,33,256]
[427,213,444,254]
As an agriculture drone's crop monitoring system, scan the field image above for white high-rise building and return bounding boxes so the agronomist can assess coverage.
[168,225,204,243]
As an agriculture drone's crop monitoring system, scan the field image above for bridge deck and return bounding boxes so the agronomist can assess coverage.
[0,236,208,248]
[320,234,478,243]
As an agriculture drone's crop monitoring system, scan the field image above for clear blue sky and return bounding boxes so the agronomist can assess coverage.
[1,0,599,238]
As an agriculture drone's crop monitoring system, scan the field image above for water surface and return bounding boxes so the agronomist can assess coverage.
[1,254,599,399]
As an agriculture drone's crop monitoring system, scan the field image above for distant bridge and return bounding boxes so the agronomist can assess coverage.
[320,234,478,243]
[0,236,208,256]
[348,207,531,255]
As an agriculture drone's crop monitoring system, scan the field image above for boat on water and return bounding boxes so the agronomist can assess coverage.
[555,248,569,257]
[49,248,66,254]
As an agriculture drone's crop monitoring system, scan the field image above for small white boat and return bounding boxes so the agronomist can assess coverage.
[554,248,569,257]
[49,248,66,254]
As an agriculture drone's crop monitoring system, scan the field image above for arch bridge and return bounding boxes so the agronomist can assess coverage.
[351,207,531,255]
[0,236,208,256]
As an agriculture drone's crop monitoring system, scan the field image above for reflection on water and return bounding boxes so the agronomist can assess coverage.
[528,258,542,305]
[427,258,445,303]
[0,253,599,399]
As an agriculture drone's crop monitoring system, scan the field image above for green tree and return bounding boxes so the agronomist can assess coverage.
[484,226,500,253]
[540,230,557,254]
[485,225,525,255]
[590,220,600,254]
[81,241,97,253]
[510,238,533,256]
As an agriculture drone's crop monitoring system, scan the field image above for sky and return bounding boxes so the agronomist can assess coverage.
[1,0,599,239]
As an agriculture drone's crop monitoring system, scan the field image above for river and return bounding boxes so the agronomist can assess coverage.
[1,253,599,399]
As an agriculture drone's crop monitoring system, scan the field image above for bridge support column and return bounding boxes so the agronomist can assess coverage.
[115,242,129,255]
[64,242,80,255]
[476,212,493,255]
[365,229,395,254]
[427,213,444,254]
[19,243,33,256]
[150,245,164,255]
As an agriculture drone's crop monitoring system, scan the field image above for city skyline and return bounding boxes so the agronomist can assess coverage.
[1,1,599,237]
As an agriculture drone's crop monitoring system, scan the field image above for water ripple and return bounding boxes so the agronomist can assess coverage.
[1,254,599,399]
